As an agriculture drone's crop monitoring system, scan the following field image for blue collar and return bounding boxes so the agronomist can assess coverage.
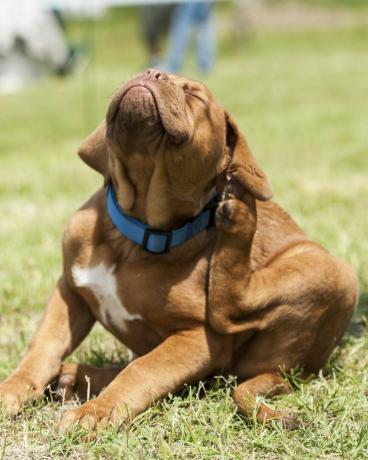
[107,183,220,254]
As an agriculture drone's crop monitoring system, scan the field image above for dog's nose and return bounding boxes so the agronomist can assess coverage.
[144,69,169,81]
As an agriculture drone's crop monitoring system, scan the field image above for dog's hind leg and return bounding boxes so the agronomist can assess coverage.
[232,373,298,430]
[209,191,358,338]
[57,363,122,401]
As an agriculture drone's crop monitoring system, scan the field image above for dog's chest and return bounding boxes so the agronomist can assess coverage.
[72,263,142,332]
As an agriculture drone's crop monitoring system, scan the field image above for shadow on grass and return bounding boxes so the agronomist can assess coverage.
[347,292,368,338]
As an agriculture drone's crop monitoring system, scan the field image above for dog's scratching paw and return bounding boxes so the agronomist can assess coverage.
[216,199,237,229]
[216,172,257,236]
[216,194,256,238]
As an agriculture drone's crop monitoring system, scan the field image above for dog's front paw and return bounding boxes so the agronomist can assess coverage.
[58,397,125,434]
[0,375,43,415]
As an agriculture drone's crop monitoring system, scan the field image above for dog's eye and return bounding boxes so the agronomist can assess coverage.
[184,89,207,108]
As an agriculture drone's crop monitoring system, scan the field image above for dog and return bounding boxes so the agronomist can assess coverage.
[0,70,358,432]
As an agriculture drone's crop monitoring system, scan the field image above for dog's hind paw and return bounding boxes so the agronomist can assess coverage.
[216,194,256,239]
[215,172,257,238]
[279,412,300,431]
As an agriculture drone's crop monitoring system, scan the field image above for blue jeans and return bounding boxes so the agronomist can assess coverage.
[164,1,215,73]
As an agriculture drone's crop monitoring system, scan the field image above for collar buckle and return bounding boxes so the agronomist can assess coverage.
[142,228,173,254]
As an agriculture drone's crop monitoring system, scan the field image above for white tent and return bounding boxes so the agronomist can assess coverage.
[0,0,70,93]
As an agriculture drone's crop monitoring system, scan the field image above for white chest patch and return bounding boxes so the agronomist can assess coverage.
[72,263,142,332]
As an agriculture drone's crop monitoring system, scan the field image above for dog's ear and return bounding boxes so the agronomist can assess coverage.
[224,111,273,201]
[78,121,108,178]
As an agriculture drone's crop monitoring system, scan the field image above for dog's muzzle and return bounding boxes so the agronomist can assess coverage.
[120,86,161,130]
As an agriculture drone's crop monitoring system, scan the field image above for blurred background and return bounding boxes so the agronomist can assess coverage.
[0,0,367,368]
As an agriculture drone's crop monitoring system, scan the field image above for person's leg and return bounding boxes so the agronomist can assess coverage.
[165,3,194,73]
[195,3,215,72]
[140,5,174,67]
[140,6,160,66]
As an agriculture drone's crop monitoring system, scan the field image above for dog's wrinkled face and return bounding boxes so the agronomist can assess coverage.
[107,70,201,146]
[78,70,273,229]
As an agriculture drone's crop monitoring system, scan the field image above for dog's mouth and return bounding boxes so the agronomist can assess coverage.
[107,76,192,145]
[120,85,162,130]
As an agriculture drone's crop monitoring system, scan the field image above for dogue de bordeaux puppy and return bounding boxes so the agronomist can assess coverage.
[0,70,359,432]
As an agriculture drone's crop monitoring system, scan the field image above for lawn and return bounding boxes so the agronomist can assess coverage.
[0,5,368,459]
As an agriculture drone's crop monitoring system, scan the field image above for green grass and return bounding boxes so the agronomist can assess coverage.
[1,7,368,459]
[301,0,368,9]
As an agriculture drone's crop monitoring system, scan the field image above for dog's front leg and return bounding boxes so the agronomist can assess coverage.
[59,327,230,433]
[0,276,95,414]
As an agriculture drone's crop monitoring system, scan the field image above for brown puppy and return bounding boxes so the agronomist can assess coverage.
[0,70,358,432]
